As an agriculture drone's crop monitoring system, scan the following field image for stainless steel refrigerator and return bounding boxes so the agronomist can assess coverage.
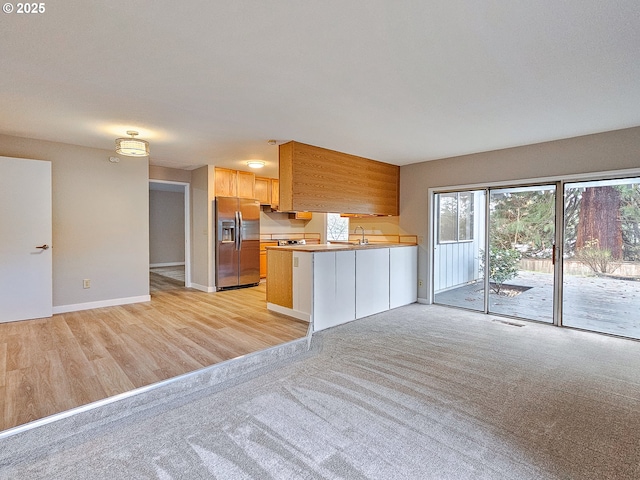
[215,197,261,290]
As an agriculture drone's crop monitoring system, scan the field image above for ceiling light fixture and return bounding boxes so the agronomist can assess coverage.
[246,160,265,169]
[115,130,150,157]
[267,139,277,145]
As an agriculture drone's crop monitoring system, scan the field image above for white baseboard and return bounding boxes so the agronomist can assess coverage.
[150,262,185,268]
[53,295,151,314]
[267,303,311,322]
[417,297,430,305]
[190,283,215,293]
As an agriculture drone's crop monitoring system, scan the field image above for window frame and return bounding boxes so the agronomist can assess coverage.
[437,191,475,244]
[326,213,350,241]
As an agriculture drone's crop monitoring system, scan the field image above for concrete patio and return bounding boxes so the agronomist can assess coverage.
[435,271,640,339]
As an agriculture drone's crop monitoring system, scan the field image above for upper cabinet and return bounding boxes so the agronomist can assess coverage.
[214,168,255,199]
[271,179,279,211]
[289,211,312,220]
[215,167,237,197]
[255,177,272,205]
[255,176,281,211]
[237,170,255,199]
[278,141,399,216]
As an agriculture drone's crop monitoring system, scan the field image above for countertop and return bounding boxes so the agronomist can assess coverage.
[265,242,417,252]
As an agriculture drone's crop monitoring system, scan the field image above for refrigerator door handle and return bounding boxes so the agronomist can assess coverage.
[234,211,240,251]
[237,211,243,251]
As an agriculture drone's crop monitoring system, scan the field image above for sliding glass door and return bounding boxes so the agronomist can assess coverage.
[433,176,640,340]
[488,186,556,323]
[433,190,486,311]
[434,185,557,323]
[562,178,640,338]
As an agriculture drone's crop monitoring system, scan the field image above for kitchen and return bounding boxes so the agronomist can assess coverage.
[208,141,419,332]
[155,140,418,301]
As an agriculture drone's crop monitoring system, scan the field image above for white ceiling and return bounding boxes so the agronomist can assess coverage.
[1,1,639,178]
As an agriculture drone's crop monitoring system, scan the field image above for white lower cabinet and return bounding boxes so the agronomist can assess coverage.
[355,248,390,319]
[390,245,418,308]
[292,252,313,317]
[313,251,356,331]
[282,246,416,332]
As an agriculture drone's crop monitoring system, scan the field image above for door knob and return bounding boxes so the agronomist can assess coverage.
[36,244,49,250]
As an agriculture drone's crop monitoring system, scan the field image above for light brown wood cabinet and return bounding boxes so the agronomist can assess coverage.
[214,167,237,197]
[214,167,255,199]
[237,170,255,199]
[255,177,272,205]
[266,249,293,307]
[289,211,312,220]
[279,141,399,215]
[271,179,280,210]
[259,241,278,278]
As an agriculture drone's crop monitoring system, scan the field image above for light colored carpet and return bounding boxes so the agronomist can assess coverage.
[2,304,640,479]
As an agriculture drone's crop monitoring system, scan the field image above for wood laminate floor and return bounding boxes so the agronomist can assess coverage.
[0,273,308,432]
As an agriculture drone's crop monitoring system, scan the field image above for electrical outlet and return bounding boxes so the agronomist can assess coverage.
[418,279,424,287]
[83,279,91,289]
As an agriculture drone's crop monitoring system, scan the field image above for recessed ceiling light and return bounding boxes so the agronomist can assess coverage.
[246,160,265,169]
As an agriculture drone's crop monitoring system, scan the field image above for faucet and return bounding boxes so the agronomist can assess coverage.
[354,225,367,245]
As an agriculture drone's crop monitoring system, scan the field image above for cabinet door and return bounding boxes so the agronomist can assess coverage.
[215,168,237,197]
[255,177,271,205]
[260,242,277,278]
[237,171,255,199]
[356,248,390,318]
[271,179,279,210]
[292,252,313,316]
[313,251,355,331]
[260,252,267,278]
[289,211,312,220]
[390,246,417,308]
[335,250,356,324]
[266,250,293,307]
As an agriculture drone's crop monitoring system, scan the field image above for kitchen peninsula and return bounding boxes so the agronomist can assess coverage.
[266,243,417,331]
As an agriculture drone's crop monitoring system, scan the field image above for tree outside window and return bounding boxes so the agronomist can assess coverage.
[327,213,349,241]
[438,192,474,243]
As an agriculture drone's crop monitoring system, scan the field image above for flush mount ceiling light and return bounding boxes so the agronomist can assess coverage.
[115,130,150,157]
[246,160,265,169]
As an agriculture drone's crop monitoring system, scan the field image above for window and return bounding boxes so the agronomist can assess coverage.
[327,213,349,241]
[438,191,474,243]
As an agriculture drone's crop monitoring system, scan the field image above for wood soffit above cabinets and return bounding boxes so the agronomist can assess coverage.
[278,141,399,216]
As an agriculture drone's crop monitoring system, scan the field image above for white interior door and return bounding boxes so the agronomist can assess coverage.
[0,156,53,322]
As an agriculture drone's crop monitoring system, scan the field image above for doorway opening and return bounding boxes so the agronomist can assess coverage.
[149,180,191,290]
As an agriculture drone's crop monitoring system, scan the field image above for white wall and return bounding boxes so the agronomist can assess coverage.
[259,210,307,234]
[348,216,404,236]
[305,213,325,241]
[399,126,640,300]
[149,165,191,184]
[190,165,215,291]
[149,189,185,265]
[0,134,149,309]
